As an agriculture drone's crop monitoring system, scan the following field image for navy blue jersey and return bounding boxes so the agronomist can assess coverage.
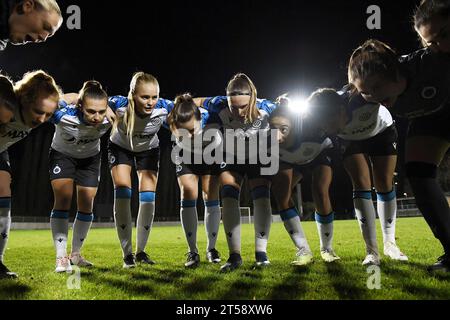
[394,48,450,119]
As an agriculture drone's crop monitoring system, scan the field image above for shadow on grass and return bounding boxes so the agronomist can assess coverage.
[0,281,32,299]
[381,263,450,299]
[268,266,311,300]
[179,275,222,298]
[325,262,370,300]
[217,266,264,300]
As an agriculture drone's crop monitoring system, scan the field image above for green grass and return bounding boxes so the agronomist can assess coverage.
[0,217,449,300]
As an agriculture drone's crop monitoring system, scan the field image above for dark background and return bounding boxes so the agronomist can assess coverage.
[0,0,421,221]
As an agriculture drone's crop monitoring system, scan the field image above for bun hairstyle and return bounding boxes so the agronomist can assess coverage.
[77,80,108,107]
[0,75,18,112]
[167,93,201,132]
[226,73,259,124]
[14,70,61,107]
[348,39,402,86]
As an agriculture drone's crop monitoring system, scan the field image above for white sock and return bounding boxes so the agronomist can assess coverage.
[280,208,311,251]
[181,200,198,253]
[251,187,272,253]
[221,186,241,254]
[377,190,397,244]
[315,212,334,251]
[353,191,378,255]
[0,198,11,263]
[136,192,156,253]
[114,187,133,257]
[204,200,221,252]
[71,212,94,254]
[50,210,69,258]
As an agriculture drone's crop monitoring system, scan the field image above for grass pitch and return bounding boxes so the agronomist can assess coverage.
[0,217,449,300]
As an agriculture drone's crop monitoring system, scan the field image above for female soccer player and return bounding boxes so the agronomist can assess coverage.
[0,70,60,278]
[108,72,173,268]
[307,87,408,266]
[348,35,450,271]
[48,81,110,273]
[1,0,63,50]
[194,73,277,272]
[167,93,222,268]
[269,101,339,264]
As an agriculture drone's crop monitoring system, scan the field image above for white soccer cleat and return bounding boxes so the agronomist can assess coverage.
[291,247,314,266]
[384,241,408,261]
[55,256,73,273]
[70,253,94,267]
[362,253,380,266]
[320,249,341,263]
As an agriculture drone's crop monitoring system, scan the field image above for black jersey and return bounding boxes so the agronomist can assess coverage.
[394,48,450,119]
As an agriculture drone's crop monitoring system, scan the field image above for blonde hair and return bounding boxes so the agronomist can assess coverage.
[226,73,259,124]
[34,0,62,15]
[113,72,159,146]
[14,70,61,108]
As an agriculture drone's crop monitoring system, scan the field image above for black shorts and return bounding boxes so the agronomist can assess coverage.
[340,125,398,158]
[279,149,333,177]
[108,142,159,172]
[174,149,221,177]
[219,160,272,180]
[0,151,11,174]
[49,149,101,188]
[407,111,450,142]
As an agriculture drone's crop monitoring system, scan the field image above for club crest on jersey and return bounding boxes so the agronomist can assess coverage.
[421,86,437,100]
[252,120,262,129]
[150,118,162,127]
[53,165,61,175]
[109,155,116,164]
[303,148,314,157]
[359,112,372,122]
[220,162,227,169]
[176,165,183,173]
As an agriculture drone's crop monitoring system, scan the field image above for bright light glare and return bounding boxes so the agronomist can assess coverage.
[289,98,309,114]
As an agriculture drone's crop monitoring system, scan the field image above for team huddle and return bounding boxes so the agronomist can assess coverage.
[0,0,449,279]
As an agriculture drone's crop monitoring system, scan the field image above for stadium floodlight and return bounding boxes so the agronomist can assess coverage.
[288,97,309,115]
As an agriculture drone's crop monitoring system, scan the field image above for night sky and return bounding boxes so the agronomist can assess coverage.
[1,0,424,218]
[1,0,419,99]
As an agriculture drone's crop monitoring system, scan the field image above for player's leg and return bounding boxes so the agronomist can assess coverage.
[271,167,313,266]
[178,173,200,268]
[344,154,379,266]
[405,135,450,272]
[312,164,340,262]
[135,169,158,265]
[0,162,17,279]
[202,174,221,264]
[219,170,243,272]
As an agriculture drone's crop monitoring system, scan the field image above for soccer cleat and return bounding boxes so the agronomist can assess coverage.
[206,248,221,264]
[0,262,18,279]
[383,241,408,261]
[70,253,94,267]
[291,247,314,266]
[255,251,270,267]
[362,253,381,266]
[123,254,136,269]
[185,252,200,269]
[320,249,341,263]
[136,251,155,265]
[55,256,73,273]
[427,254,450,273]
[220,253,243,272]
